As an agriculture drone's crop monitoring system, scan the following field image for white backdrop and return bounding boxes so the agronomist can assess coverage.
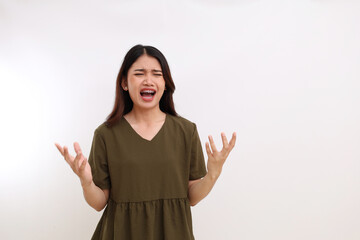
[1,0,359,239]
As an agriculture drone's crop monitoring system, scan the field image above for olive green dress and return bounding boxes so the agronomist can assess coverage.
[88,113,207,240]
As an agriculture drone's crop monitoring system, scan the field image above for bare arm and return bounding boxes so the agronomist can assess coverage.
[188,174,218,206]
[82,182,109,212]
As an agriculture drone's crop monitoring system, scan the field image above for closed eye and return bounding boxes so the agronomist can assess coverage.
[134,73,162,76]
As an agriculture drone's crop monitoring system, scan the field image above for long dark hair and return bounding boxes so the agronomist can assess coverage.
[105,44,179,128]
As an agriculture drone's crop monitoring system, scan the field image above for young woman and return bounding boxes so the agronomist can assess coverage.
[55,44,236,240]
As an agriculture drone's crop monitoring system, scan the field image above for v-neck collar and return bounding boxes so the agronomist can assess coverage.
[122,113,168,143]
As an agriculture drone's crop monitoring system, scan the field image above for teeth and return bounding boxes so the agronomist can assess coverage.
[141,90,155,93]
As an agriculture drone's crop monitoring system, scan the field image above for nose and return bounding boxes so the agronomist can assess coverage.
[143,73,154,85]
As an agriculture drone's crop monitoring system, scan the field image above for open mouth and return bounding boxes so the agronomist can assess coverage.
[140,90,156,96]
[140,90,156,101]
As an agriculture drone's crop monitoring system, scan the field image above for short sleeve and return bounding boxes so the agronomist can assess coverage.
[189,123,207,180]
[88,129,111,189]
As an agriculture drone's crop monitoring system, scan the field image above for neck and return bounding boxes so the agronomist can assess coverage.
[127,106,165,124]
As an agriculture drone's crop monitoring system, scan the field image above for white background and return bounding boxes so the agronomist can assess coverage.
[1,0,359,239]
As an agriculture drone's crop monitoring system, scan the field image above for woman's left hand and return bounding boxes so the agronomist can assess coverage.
[205,132,236,180]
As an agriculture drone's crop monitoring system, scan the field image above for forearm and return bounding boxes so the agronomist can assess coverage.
[188,173,218,206]
[81,181,108,211]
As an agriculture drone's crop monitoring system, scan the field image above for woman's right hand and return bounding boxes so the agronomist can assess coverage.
[55,142,93,188]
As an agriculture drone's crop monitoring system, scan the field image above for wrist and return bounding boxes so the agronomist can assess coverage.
[206,171,220,182]
[81,178,93,189]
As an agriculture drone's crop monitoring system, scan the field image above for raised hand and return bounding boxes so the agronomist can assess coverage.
[55,142,93,187]
[205,132,236,179]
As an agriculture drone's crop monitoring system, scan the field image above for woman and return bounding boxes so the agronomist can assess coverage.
[55,44,236,240]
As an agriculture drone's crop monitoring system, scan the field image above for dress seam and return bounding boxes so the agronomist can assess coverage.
[109,197,189,204]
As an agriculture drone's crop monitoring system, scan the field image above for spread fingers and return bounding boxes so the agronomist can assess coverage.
[208,135,218,153]
[221,132,229,151]
[63,146,71,164]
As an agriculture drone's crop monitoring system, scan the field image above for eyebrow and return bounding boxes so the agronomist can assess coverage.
[134,69,162,72]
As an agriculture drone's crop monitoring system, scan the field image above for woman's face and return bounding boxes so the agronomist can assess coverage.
[123,54,166,111]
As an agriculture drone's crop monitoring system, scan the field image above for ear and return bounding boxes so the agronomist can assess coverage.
[121,78,128,90]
